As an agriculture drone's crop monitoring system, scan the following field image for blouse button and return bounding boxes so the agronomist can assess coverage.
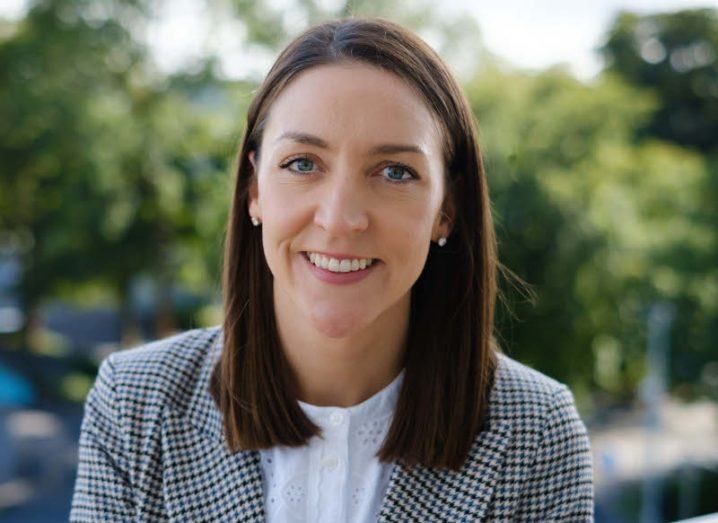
[321,454,340,470]
[329,411,344,426]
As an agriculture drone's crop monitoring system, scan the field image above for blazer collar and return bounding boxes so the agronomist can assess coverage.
[183,326,513,521]
[184,325,225,444]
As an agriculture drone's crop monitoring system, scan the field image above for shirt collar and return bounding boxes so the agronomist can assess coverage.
[297,368,405,429]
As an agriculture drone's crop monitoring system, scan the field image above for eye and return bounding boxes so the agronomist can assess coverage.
[279,155,418,184]
[280,155,316,174]
[381,164,417,184]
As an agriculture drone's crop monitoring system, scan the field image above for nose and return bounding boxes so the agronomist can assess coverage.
[313,169,370,236]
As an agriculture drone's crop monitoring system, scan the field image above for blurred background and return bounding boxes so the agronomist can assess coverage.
[0,0,716,521]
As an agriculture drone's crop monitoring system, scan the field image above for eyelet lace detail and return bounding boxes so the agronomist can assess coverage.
[356,417,390,447]
[282,479,306,506]
[352,485,367,507]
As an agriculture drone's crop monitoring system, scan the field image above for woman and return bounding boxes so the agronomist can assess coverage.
[70,17,594,522]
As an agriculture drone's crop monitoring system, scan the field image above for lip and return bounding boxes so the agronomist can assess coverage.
[300,252,380,285]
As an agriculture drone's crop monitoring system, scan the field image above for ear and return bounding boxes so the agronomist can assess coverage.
[247,150,260,219]
[433,190,456,241]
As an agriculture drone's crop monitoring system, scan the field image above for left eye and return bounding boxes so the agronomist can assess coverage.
[286,158,315,172]
[381,165,413,182]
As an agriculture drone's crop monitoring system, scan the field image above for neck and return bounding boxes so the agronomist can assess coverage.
[274,286,409,408]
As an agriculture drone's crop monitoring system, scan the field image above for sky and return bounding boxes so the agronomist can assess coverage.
[463,0,717,80]
[1,0,716,82]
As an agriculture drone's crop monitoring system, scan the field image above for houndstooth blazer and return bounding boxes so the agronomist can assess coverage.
[70,325,595,522]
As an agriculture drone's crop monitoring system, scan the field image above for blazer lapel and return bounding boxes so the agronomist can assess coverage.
[377,354,516,522]
[168,326,267,522]
[376,416,513,522]
[162,411,266,522]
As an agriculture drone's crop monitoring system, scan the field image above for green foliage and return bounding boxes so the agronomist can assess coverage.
[0,0,147,313]
[467,63,715,401]
[0,0,240,341]
[598,8,718,401]
[601,8,718,152]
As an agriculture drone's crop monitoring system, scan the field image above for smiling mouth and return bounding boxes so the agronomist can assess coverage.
[301,251,380,272]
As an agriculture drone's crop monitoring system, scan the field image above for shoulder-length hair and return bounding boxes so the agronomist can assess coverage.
[210,16,502,471]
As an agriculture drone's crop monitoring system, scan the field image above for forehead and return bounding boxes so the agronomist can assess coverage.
[263,62,442,153]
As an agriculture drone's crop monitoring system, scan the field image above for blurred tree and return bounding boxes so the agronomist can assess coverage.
[467,65,714,402]
[0,0,149,347]
[599,8,718,400]
[0,0,239,345]
[600,8,718,153]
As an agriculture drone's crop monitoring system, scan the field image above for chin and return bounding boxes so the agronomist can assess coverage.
[309,308,367,339]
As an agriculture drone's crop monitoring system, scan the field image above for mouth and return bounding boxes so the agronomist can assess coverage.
[301,251,381,273]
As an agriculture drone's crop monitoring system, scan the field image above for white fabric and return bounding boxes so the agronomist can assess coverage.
[259,368,405,522]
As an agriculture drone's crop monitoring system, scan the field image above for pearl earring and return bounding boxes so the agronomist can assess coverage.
[438,237,447,247]
[251,216,260,226]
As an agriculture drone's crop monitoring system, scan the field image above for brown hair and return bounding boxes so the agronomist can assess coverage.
[210,16,501,471]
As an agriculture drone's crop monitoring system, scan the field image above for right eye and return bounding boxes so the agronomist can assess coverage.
[280,155,316,174]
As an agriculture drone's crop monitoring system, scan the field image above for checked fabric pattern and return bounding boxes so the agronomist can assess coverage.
[70,326,594,522]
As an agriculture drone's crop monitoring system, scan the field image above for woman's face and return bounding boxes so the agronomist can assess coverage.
[248,62,452,339]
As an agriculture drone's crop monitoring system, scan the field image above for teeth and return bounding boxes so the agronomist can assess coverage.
[307,252,375,273]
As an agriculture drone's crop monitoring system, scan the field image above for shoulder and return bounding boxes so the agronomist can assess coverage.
[96,325,221,420]
[489,351,585,434]
[486,353,594,519]
[108,325,220,369]
[493,351,568,396]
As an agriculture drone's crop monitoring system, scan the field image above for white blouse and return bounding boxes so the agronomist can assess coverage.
[259,368,405,522]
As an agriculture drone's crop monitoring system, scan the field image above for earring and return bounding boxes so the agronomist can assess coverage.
[251,216,261,226]
[438,237,447,247]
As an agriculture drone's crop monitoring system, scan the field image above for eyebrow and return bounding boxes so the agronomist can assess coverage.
[275,131,426,156]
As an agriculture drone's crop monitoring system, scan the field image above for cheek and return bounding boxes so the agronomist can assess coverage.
[384,199,435,262]
[257,189,303,275]
[259,182,306,235]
